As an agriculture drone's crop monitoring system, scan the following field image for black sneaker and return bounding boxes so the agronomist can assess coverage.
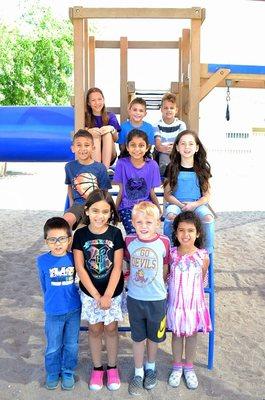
[128,375,144,396]
[144,369,157,390]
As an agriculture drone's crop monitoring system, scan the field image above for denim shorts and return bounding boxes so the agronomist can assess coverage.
[127,296,166,343]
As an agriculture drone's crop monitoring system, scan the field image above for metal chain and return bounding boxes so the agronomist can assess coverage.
[226,86,231,102]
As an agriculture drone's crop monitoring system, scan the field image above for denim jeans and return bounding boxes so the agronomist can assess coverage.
[45,308,81,376]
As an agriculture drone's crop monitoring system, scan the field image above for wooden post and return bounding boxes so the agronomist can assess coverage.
[181,29,190,128]
[73,16,85,131]
[177,37,182,118]
[84,19,88,94]
[120,37,128,122]
[189,19,201,132]
[89,36,95,88]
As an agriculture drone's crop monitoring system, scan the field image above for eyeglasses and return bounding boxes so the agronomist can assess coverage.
[46,236,69,244]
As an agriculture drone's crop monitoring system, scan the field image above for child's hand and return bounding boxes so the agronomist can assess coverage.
[165,143,173,154]
[182,202,197,211]
[89,127,101,137]
[100,125,113,136]
[99,294,112,310]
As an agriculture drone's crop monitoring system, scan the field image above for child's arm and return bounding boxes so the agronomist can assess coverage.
[100,248,123,310]
[164,183,185,209]
[202,254,210,279]
[163,263,169,282]
[150,189,163,216]
[99,125,118,141]
[114,183,123,209]
[67,185,74,207]
[155,137,173,154]
[37,268,46,294]
[73,249,101,301]
[182,185,211,211]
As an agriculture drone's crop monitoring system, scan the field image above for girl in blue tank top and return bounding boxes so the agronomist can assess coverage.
[163,130,214,254]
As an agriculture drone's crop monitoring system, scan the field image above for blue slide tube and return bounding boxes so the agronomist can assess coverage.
[0,106,75,162]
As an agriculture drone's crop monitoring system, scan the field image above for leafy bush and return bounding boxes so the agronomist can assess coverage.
[0,3,73,105]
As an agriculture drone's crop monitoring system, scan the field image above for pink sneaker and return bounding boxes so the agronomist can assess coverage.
[89,369,104,391]
[107,368,121,391]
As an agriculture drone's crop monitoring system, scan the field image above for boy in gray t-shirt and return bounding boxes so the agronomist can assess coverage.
[125,202,170,396]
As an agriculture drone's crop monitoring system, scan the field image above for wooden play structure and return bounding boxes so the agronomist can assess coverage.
[68,6,265,370]
[69,6,265,133]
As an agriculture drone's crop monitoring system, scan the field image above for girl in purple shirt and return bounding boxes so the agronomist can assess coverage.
[85,87,120,169]
[113,129,162,234]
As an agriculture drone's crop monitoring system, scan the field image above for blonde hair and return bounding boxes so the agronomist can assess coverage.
[132,201,160,220]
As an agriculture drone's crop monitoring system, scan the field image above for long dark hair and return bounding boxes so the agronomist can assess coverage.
[83,189,119,225]
[85,87,109,128]
[163,130,212,193]
[119,129,152,159]
[172,211,205,248]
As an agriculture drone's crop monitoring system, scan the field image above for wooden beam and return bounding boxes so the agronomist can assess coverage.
[181,29,190,126]
[120,37,128,122]
[189,19,201,132]
[200,78,265,89]
[70,7,204,20]
[89,36,95,87]
[200,68,231,101]
[94,40,179,49]
[201,64,265,81]
[84,19,88,93]
[107,107,121,114]
[127,81,135,94]
[73,17,85,131]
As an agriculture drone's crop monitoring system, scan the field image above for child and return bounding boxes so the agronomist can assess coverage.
[163,129,214,254]
[72,189,124,391]
[118,97,155,152]
[125,201,170,396]
[154,92,186,176]
[85,87,120,169]
[167,211,212,390]
[64,129,111,229]
[36,217,81,391]
[113,129,162,235]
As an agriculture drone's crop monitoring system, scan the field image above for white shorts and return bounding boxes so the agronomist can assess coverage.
[80,290,127,325]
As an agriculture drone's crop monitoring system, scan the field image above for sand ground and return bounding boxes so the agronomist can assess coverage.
[0,162,264,400]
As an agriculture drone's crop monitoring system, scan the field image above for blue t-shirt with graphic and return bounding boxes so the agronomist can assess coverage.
[117,120,155,145]
[37,252,81,315]
[65,160,111,204]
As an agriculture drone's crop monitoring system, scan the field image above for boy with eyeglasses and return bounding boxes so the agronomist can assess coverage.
[36,217,81,391]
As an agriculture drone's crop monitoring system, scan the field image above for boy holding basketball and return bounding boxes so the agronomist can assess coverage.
[64,129,111,229]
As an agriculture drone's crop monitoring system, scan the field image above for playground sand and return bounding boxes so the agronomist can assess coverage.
[0,165,265,399]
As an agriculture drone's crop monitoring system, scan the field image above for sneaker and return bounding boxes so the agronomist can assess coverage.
[183,368,198,390]
[168,368,183,387]
[107,368,121,391]
[107,168,114,176]
[144,369,157,390]
[61,372,75,390]
[45,373,60,390]
[89,369,104,391]
[128,375,144,396]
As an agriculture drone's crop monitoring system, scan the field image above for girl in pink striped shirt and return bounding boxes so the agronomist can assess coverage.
[166,211,212,390]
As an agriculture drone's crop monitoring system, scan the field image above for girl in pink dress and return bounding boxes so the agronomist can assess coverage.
[167,211,212,390]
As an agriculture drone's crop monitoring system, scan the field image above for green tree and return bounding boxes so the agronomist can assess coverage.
[0,2,73,105]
